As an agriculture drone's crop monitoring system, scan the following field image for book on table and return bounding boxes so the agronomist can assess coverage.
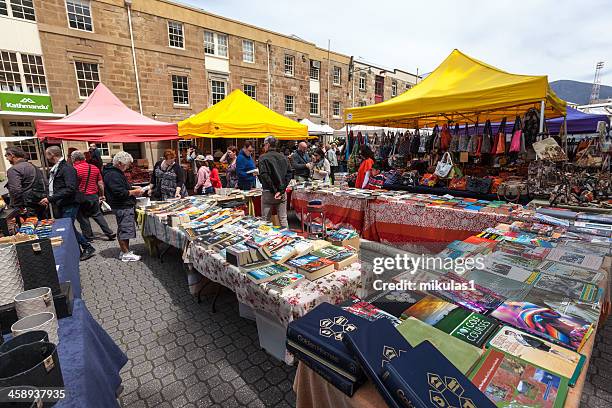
[264,272,304,294]
[241,262,290,283]
[285,253,336,281]
[531,273,600,303]
[311,245,358,270]
[339,296,402,326]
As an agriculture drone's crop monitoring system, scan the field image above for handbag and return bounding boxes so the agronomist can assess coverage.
[440,124,452,151]
[466,177,493,194]
[488,177,504,194]
[494,117,507,155]
[74,164,92,207]
[459,123,471,152]
[509,116,523,153]
[480,121,492,154]
[449,177,467,190]
[0,244,24,307]
[419,173,438,187]
[434,152,454,178]
[15,239,60,296]
[449,124,460,152]
[497,179,528,202]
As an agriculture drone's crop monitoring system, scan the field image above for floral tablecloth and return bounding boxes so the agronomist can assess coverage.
[291,190,368,232]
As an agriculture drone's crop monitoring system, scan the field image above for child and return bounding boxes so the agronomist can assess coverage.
[364,161,386,190]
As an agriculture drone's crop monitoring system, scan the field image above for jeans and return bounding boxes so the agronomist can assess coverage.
[76,195,114,240]
[238,180,254,191]
[261,191,288,228]
[58,204,93,251]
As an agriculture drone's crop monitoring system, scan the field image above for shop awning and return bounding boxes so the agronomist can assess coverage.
[299,118,334,135]
[344,49,566,127]
[548,106,609,134]
[333,125,409,138]
[35,83,178,142]
[179,90,309,139]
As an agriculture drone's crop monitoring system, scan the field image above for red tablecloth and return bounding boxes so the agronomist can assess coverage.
[291,190,367,232]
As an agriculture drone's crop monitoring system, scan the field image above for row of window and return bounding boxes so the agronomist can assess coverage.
[0,51,47,94]
[0,0,36,21]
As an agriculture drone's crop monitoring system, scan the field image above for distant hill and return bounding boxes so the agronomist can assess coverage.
[550,80,612,105]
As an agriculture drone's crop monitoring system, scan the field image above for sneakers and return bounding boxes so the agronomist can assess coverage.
[120,251,141,262]
[80,246,96,261]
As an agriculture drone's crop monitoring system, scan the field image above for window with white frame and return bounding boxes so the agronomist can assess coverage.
[243,84,256,99]
[309,93,319,115]
[211,80,226,105]
[284,55,294,76]
[96,142,110,157]
[74,61,99,98]
[333,101,340,117]
[359,72,366,91]
[309,60,320,81]
[168,21,184,49]
[284,95,294,113]
[391,80,397,97]
[0,51,23,92]
[1,1,9,16]
[8,121,37,161]
[171,74,189,105]
[242,40,254,63]
[204,31,228,57]
[8,0,35,21]
[21,54,47,94]
[66,0,93,31]
[333,66,341,85]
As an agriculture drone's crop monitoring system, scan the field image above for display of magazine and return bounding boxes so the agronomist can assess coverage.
[535,261,603,285]
[339,297,402,326]
[544,247,604,271]
[465,269,532,300]
[483,254,540,283]
[356,290,428,320]
[496,241,551,260]
[490,300,592,351]
[470,348,569,408]
[532,273,599,302]
[430,272,506,315]
[487,326,586,386]
[523,288,602,325]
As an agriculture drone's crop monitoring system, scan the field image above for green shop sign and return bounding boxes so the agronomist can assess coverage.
[0,92,53,113]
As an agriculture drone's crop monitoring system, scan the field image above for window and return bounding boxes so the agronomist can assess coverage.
[0,51,23,92]
[309,60,320,81]
[171,74,189,105]
[391,80,397,97]
[211,80,226,105]
[167,21,184,49]
[243,84,256,99]
[309,92,319,115]
[204,31,228,57]
[66,0,93,31]
[333,66,341,85]
[284,95,294,113]
[333,101,340,117]
[74,61,99,98]
[9,0,35,21]
[242,40,254,63]
[284,55,294,76]
[359,72,366,91]
[21,54,47,94]
[8,121,37,161]
[1,1,8,16]
[96,142,110,157]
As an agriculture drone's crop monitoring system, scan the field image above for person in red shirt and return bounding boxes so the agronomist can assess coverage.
[355,145,375,189]
[206,155,222,192]
[71,150,116,241]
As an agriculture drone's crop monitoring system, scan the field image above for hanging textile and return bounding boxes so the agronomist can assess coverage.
[449,123,460,152]
[494,117,507,155]
[509,116,524,153]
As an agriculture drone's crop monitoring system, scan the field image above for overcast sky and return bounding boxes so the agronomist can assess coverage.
[181,0,611,85]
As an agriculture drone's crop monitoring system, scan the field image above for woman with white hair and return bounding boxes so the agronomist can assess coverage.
[103,151,144,262]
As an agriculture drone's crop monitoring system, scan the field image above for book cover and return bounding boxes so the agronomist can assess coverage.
[544,247,603,271]
[403,295,499,348]
[532,273,599,302]
[536,261,603,285]
[265,272,304,293]
[396,317,483,374]
[243,263,290,283]
[523,288,601,326]
[465,270,532,301]
[359,290,428,319]
[432,272,506,315]
[287,253,336,280]
[381,341,496,408]
[339,297,402,326]
[487,326,585,386]
[469,348,569,408]
[286,302,366,380]
[497,241,551,260]
[312,245,358,270]
[490,301,592,351]
[483,257,540,283]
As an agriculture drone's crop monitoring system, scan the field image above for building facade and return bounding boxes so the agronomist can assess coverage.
[0,0,418,172]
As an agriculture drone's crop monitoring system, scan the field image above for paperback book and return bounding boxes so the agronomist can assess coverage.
[242,262,290,283]
[432,272,506,315]
[532,273,599,302]
[339,296,402,326]
[487,326,585,386]
[311,245,358,270]
[464,270,532,300]
[286,253,336,281]
[535,261,603,285]
[264,272,304,294]
[469,348,569,408]
[544,247,604,271]
[523,288,602,326]
[357,290,428,320]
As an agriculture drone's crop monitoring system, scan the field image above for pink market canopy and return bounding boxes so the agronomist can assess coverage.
[35,83,178,142]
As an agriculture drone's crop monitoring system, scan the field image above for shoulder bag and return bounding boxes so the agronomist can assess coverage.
[434,152,454,178]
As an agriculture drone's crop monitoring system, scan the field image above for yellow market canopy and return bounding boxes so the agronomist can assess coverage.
[345,49,566,127]
[178,89,309,139]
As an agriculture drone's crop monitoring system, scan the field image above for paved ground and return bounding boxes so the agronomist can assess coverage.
[79,216,611,407]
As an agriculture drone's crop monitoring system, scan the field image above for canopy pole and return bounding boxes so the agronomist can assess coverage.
[539,100,545,133]
[148,142,154,169]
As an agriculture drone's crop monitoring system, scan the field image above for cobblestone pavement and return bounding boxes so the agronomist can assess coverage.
[79,216,611,407]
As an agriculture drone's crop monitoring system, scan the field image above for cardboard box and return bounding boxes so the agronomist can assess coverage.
[167,214,190,228]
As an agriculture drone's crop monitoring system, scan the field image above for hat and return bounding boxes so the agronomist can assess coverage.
[195,155,206,162]
[204,155,214,161]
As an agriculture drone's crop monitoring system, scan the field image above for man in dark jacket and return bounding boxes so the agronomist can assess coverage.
[39,146,95,261]
[236,141,257,190]
[258,136,290,228]
[4,147,46,220]
[290,141,312,182]
[103,151,143,262]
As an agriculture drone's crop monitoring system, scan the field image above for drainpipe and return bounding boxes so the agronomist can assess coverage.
[327,39,331,137]
[266,40,272,108]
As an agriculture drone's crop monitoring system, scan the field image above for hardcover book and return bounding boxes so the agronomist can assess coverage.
[469,348,569,408]
[286,302,366,381]
[487,326,585,386]
[381,341,496,408]
[403,295,499,348]
[490,300,592,351]
[396,317,483,374]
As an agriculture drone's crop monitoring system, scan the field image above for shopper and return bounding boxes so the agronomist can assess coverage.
[89,143,102,169]
[71,150,116,241]
[326,143,339,184]
[186,146,199,176]
[149,149,184,200]
[4,147,47,220]
[207,155,222,192]
[364,160,386,190]
[355,145,375,189]
[220,146,238,188]
[103,151,143,262]
[291,142,312,182]
[258,136,290,228]
[39,146,96,261]
[194,155,212,194]
[236,141,257,190]
[312,148,331,183]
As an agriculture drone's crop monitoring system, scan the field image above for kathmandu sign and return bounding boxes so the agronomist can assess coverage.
[0,92,53,113]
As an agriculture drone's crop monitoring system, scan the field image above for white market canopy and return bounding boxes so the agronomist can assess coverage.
[333,125,408,138]
[299,118,334,135]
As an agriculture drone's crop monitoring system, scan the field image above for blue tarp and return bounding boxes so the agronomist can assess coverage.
[547,106,609,134]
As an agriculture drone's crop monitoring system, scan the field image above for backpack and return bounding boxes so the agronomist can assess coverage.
[24,165,47,207]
